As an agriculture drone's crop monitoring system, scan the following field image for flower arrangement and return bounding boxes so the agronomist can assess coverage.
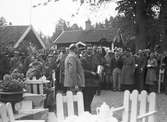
[0,72,25,92]
[11,72,25,82]
[0,72,26,113]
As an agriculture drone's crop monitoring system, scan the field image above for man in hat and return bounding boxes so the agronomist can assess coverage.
[80,46,101,112]
[134,50,147,91]
[104,50,113,89]
[112,51,123,91]
[64,43,85,91]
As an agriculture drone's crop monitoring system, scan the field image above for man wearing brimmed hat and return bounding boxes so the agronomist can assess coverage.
[80,46,101,112]
[104,50,113,89]
[111,50,123,91]
[64,43,85,91]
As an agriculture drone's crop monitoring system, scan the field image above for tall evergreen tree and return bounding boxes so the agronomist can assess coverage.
[0,17,7,26]
[100,0,160,50]
[159,0,167,50]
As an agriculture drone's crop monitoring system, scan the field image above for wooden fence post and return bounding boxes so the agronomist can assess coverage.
[6,103,15,122]
[138,90,147,122]
[122,90,130,122]
[0,104,9,122]
[56,92,64,122]
[66,91,74,116]
[77,91,84,115]
[148,92,156,122]
[130,90,138,122]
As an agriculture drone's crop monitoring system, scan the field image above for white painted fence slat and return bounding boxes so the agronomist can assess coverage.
[106,90,157,122]
[48,112,57,122]
[4,102,45,122]
[0,104,9,122]
[122,90,130,122]
[56,91,84,122]
[66,91,74,116]
[56,93,64,122]
[25,76,49,95]
[6,103,15,122]
[148,92,156,122]
[130,90,138,122]
[138,90,147,122]
[77,91,84,115]
[39,84,43,94]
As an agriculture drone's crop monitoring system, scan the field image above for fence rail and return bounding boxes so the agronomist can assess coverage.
[110,90,157,122]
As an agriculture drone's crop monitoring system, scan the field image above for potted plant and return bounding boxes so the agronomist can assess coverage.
[0,72,25,113]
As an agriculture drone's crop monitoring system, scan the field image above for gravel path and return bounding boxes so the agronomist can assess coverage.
[91,90,167,122]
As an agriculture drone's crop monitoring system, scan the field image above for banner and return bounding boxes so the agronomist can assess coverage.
[32,0,59,8]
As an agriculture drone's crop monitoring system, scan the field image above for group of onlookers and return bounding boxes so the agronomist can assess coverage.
[57,45,167,94]
[1,44,167,112]
[1,45,167,95]
[55,43,167,112]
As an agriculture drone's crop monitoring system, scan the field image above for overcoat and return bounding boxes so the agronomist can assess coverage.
[80,54,100,87]
[64,52,85,87]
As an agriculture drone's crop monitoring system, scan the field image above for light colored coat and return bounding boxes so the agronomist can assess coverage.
[64,52,85,87]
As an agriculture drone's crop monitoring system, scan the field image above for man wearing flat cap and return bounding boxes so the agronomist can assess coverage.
[64,43,85,91]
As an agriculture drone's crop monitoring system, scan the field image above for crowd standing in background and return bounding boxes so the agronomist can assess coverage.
[1,44,167,93]
[1,43,167,111]
[56,46,166,94]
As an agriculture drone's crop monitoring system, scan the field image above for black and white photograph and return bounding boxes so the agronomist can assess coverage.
[0,0,166,122]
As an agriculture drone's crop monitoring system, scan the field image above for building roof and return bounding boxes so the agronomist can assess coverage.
[0,25,46,49]
[54,29,115,44]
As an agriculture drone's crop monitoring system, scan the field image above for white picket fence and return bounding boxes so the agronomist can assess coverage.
[56,91,84,122]
[110,90,157,122]
[0,102,45,122]
[25,76,50,94]
[55,90,156,122]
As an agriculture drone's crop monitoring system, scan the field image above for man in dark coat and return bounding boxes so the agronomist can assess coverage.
[134,51,147,91]
[112,51,123,91]
[80,48,100,112]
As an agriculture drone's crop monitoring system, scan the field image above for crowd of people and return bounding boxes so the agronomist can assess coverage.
[56,44,167,93]
[1,43,167,112]
[56,43,167,112]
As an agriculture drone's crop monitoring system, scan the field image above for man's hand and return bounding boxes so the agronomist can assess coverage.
[75,85,79,89]
[91,71,96,75]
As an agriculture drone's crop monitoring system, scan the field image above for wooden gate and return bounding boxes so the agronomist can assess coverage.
[56,91,84,122]
[111,90,157,122]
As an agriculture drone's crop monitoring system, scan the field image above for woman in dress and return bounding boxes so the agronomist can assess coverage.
[145,53,158,92]
[121,51,135,91]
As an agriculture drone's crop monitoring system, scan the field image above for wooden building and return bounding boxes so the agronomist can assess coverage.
[53,29,115,48]
[0,25,46,51]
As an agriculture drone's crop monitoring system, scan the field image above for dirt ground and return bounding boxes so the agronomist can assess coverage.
[91,90,167,122]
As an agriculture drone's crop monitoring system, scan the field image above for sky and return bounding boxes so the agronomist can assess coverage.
[0,0,118,36]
